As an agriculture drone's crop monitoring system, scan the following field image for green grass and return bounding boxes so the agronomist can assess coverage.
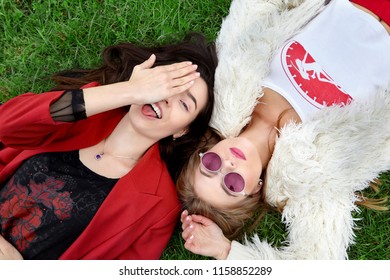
[0,0,228,102]
[1,0,389,260]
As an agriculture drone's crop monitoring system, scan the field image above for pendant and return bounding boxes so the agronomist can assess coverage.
[95,152,104,160]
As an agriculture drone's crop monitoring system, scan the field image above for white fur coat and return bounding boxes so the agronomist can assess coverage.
[211,0,390,259]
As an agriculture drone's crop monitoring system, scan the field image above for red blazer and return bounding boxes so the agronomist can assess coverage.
[0,83,181,259]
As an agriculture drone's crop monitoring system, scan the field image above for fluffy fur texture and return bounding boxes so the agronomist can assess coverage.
[211,0,326,137]
[211,0,390,259]
[228,88,390,259]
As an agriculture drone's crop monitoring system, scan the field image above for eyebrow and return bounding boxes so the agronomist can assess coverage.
[199,166,235,197]
[187,91,197,110]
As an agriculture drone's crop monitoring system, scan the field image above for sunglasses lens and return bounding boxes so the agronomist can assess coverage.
[201,152,222,172]
[224,173,245,193]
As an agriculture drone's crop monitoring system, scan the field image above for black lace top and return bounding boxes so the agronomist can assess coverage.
[0,150,117,259]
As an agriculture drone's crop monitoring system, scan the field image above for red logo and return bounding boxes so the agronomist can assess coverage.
[282,41,352,108]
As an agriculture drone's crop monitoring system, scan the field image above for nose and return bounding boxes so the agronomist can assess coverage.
[222,157,236,172]
[164,97,174,106]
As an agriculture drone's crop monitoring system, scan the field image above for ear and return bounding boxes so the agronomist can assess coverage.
[173,128,188,139]
[251,178,263,195]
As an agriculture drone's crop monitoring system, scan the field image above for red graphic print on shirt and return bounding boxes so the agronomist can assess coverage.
[0,176,73,251]
[281,41,353,108]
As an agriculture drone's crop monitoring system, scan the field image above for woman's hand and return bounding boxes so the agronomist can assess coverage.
[0,235,23,260]
[83,54,200,117]
[181,210,231,260]
[128,54,200,104]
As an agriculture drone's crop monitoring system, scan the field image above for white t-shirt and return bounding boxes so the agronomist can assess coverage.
[262,0,390,121]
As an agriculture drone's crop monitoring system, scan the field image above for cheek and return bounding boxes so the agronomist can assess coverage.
[242,163,262,190]
[167,118,189,134]
[194,179,243,209]
[169,112,196,131]
[208,141,230,155]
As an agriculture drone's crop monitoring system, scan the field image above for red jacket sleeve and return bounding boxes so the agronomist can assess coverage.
[0,82,103,150]
[0,90,71,148]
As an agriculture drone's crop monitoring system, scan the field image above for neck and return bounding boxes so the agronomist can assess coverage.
[104,113,156,161]
[240,116,276,170]
[239,88,301,169]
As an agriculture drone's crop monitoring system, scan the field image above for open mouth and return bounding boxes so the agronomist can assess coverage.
[142,103,162,119]
[151,103,162,119]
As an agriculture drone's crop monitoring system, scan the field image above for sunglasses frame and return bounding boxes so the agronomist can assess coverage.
[199,152,247,196]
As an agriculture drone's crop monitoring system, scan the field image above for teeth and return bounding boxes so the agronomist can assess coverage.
[151,103,161,119]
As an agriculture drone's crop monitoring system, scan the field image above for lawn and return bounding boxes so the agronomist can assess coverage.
[1,0,389,260]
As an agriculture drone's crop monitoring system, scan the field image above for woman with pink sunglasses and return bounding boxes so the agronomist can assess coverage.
[177,0,390,260]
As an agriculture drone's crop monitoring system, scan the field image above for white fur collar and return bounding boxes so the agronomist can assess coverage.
[211,0,326,137]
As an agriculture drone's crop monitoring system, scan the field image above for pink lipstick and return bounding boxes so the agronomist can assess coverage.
[230,147,246,160]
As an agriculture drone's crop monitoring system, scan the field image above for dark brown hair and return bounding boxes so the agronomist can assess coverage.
[51,33,218,180]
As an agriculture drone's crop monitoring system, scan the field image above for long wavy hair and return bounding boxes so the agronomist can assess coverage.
[51,33,218,181]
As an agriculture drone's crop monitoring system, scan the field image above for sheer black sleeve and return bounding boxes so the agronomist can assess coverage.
[50,89,87,122]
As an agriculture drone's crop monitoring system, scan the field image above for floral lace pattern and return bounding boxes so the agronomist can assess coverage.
[0,176,72,251]
[0,150,117,259]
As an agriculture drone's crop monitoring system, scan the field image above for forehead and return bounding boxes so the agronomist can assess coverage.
[188,76,206,93]
[191,78,208,101]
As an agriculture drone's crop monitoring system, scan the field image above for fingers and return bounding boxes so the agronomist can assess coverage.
[181,210,195,241]
[184,237,195,251]
[181,210,192,227]
[170,64,200,86]
[158,62,200,86]
[180,210,188,223]
[181,223,194,241]
[137,54,156,70]
[163,61,194,72]
[181,212,192,231]
[137,57,199,82]
[169,63,199,78]
[191,214,212,225]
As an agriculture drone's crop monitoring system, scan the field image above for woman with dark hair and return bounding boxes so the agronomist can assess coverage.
[0,33,218,259]
[178,0,390,259]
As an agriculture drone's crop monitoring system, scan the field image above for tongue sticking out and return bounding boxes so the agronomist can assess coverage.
[142,105,158,118]
[142,104,158,118]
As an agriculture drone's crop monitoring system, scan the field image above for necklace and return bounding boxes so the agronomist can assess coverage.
[95,138,139,162]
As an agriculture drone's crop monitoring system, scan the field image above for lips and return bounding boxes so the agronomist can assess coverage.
[230,147,246,160]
